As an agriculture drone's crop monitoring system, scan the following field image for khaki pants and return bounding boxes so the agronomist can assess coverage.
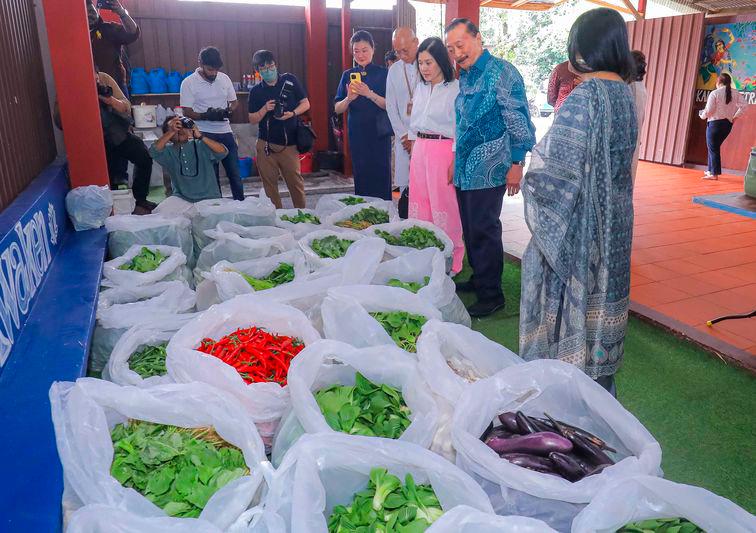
[256,140,306,208]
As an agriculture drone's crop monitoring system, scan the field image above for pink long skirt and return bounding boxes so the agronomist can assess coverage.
[408,138,465,274]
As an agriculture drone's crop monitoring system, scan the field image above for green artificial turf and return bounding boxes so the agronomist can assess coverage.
[457,260,756,514]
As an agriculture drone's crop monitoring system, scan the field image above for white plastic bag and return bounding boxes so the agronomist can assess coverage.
[321,285,443,355]
[275,208,324,239]
[50,379,268,531]
[298,229,367,271]
[416,319,523,404]
[428,505,558,532]
[191,195,276,252]
[102,320,197,388]
[369,219,454,273]
[66,185,113,231]
[571,476,756,533]
[102,245,191,288]
[313,193,388,218]
[66,504,224,533]
[372,248,470,326]
[106,214,193,264]
[451,360,663,531]
[194,223,296,283]
[91,282,196,373]
[322,201,398,229]
[263,433,494,532]
[166,296,322,446]
[197,250,309,310]
[271,339,440,465]
[152,195,195,218]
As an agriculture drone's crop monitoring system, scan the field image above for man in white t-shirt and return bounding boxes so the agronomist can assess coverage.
[180,47,244,200]
[386,27,419,219]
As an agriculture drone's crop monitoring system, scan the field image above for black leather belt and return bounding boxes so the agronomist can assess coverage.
[417,132,452,140]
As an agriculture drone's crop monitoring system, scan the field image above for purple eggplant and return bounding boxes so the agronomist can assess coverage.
[543,412,617,453]
[498,412,521,434]
[486,431,573,456]
[515,411,539,434]
[572,433,615,467]
[501,453,555,473]
[484,426,514,444]
[549,452,586,481]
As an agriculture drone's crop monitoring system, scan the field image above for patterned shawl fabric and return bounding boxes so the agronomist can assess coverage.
[519,78,637,379]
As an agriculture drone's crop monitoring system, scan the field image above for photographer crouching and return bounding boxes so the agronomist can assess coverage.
[248,50,310,208]
[96,69,155,214]
[150,117,228,203]
[180,46,244,200]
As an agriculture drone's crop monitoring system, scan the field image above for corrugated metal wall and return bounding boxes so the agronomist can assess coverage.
[0,0,56,212]
[627,13,705,166]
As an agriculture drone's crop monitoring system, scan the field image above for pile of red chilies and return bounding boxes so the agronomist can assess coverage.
[197,326,305,386]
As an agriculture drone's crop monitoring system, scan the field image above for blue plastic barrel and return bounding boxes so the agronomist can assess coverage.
[239,157,253,178]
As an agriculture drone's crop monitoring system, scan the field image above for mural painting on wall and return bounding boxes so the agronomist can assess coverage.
[696,22,755,105]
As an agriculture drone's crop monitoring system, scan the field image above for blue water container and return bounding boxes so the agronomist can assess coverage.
[148,68,168,94]
[239,157,253,178]
[129,68,149,95]
[167,71,182,93]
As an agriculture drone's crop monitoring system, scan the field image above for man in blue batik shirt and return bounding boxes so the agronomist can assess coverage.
[445,18,536,317]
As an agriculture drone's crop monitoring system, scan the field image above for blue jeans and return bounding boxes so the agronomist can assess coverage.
[203,131,245,200]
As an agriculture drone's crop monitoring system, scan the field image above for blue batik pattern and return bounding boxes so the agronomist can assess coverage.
[454,51,536,191]
[519,79,637,379]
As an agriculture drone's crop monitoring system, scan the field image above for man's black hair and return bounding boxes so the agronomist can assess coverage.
[252,50,276,70]
[199,46,223,69]
[417,37,455,84]
[350,30,375,49]
[567,8,635,82]
[444,18,479,36]
[632,50,647,82]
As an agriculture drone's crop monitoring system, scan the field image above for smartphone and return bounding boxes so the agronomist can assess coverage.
[349,72,362,84]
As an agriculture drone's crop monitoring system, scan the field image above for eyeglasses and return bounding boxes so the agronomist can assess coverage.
[258,64,276,73]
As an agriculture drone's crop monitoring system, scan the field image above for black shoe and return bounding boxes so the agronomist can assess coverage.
[454,278,476,293]
[136,199,158,210]
[468,298,506,318]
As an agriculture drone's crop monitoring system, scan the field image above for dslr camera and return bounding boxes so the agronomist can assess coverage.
[96,83,113,98]
[178,117,195,130]
[273,80,295,119]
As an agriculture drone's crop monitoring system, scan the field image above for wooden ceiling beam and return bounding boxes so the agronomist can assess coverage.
[511,0,532,6]
[583,0,634,15]
[620,0,642,19]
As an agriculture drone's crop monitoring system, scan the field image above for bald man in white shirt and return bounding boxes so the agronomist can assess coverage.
[386,27,420,218]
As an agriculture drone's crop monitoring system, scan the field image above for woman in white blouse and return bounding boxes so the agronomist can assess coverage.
[407,37,464,274]
[699,72,747,180]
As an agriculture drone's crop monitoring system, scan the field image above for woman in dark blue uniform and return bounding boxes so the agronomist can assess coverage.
[335,31,392,200]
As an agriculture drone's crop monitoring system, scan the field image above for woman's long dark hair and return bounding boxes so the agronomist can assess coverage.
[567,8,635,82]
[718,73,733,104]
[417,37,455,84]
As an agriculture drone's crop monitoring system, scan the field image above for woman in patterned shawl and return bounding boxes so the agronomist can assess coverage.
[519,8,638,396]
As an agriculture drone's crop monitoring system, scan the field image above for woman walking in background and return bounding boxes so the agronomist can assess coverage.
[407,37,464,274]
[335,31,392,200]
[519,8,638,396]
[629,50,647,185]
[699,73,746,180]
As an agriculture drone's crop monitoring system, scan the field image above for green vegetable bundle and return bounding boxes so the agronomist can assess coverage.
[335,207,389,230]
[240,263,295,291]
[618,518,704,532]
[369,311,428,353]
[387,277,430,294]
[375,227,446,251]
[280,210,321,225]
[315,372,412,439]
[340,196,367,206]
[328,467,443,533]
[311,235,355,259]
[128,343,168,378]
[118,247,168,273]
[110,420,249,518]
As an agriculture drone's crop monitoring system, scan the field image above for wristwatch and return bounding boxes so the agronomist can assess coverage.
[195,134,204,142]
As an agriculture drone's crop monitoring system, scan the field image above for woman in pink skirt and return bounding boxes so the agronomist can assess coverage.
[408,37,464,274]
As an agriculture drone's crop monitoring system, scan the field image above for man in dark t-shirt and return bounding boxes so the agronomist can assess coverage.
[87,0,140,95]
[248,50,310,208]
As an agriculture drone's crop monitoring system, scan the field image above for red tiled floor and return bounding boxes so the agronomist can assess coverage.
[653,259,709,276]
[693,324,755,351]
[630,282,689,306]
[630,272,653,287]
[632,263,680,282]
[715,264,756,283]
[655,298,734,327]
[716,318,756,344]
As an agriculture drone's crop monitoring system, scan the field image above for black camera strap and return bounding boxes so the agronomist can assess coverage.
[264,115,289,157]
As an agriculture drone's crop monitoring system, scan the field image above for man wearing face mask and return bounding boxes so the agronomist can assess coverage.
[248,50,310,208]
[87,0,139,96]
[180,47,244,200]
[386,27,420,219]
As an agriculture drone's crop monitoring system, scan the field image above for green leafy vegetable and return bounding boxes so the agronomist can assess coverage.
[311,235,355,259]
[340,196,367,206]
[239,263,295,291]
[128,343,168,378]
[315,372,412,439]
[118,247,168,273]
[618,518,705,533]
[369,311,428,353]
[327,467,443,533]
[280,210,321,224]
[375,226,446,251]
[387,277,430,294]
[110,420,249,518]
[335,206,389,230]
